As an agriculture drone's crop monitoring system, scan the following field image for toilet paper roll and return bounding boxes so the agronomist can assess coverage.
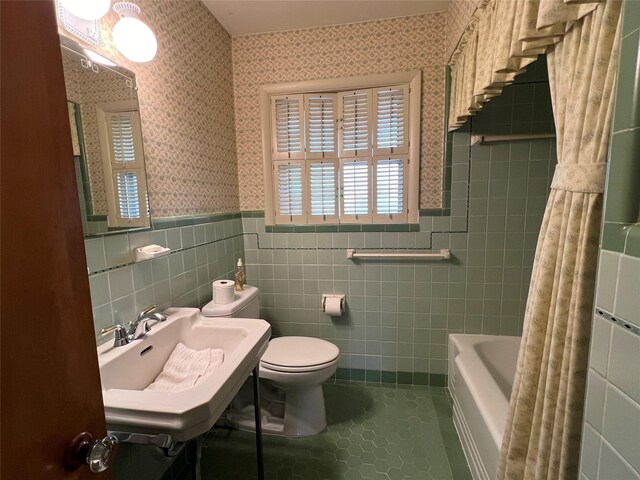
[324,296,343,316]
[213,279,235,305]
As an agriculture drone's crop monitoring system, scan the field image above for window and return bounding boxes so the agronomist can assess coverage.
[96,102,149,227]
[261,71,421,225]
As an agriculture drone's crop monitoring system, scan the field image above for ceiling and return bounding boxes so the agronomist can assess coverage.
[202,0,449,37]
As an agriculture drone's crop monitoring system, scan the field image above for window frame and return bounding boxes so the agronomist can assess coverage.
[96,100,149,228]
[260,70,421,226]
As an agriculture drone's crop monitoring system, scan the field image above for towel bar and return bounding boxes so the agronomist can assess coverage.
[470,133,555,146]
[346,249,451,260]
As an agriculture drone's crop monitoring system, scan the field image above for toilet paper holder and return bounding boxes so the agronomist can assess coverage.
[322,294,346,315]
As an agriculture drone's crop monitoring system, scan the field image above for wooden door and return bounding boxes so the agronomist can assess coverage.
[1,1,113,478]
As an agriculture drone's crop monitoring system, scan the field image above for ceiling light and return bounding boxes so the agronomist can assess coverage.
[60,0,111,21]
[112,2,157,63]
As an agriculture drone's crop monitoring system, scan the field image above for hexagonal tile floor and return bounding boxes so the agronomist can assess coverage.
[200,383,472,480]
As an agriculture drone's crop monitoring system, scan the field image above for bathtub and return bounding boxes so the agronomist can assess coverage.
[448,334,521,480]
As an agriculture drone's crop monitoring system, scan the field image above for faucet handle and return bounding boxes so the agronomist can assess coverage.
[138,305,156,319]
[99,324,130,347]
[100,324,122,336]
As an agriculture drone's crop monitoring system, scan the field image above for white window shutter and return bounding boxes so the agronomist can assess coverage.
[373,85,409,156]
[338,89,372,158]
[274,161,306,224]
[305,94,337,159]
[264,79,416,226]
[109,114,136,165]
[101,109,148,227]
[373,156,408,223]
[271,95,304,160]
[308,160,338,223]
[114,171,142,220]
[340,158,372,223]
[106,111,144,168]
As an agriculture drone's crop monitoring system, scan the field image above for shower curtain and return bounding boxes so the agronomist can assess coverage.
[499,4,622,478]
[446,1,623,478]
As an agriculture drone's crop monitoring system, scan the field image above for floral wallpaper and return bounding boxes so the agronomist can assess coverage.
[59,0,240,217]
[232,13,447,211]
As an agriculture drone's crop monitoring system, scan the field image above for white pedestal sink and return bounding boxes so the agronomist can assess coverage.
[97,308,270,442]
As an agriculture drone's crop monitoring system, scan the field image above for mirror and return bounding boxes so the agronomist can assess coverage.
[60,35,151,236]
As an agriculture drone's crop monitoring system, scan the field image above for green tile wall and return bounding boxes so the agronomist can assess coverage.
[583,5,640,475]
[241,60,556,379]
[472,58,554,136]
[602,0,640,257]
[85,215,244,345]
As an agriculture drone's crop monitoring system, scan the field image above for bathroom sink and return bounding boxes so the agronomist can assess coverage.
[97,308,270,442]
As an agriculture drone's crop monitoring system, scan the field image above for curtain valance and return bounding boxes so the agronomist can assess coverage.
[448,0,605,131]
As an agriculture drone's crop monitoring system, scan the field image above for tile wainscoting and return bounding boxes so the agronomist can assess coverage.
[581,250,640,480]
[85,213,244,345]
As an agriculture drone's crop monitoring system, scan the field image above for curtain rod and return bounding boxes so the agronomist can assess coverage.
[470,133,555,146]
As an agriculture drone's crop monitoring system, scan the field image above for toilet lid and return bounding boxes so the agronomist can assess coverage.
[261,337,339,369]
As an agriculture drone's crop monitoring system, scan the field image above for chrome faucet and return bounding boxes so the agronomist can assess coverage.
[100,305,167,347]
[128,305,168,340]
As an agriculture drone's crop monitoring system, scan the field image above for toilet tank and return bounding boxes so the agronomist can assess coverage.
[201,285,260,318]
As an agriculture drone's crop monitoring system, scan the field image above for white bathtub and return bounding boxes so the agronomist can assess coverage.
[448,334,521,480]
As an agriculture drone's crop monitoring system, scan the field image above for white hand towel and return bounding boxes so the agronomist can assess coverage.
[204,348,225,377]
[145,343,224,393]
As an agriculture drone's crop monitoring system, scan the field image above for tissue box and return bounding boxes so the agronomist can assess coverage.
[134,244,170,262]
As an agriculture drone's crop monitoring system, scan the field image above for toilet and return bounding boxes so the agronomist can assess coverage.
[201,285,340,437]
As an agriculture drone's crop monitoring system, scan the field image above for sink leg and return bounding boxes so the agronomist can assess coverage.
[186,435,203,480]
[252,367,265,480]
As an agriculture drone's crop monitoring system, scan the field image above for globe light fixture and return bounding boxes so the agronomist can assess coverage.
[60,0,111,20]
[112,2,157,63]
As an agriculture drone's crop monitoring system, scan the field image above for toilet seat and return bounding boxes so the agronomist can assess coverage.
[260,358,338,373]
[260,336,339,373]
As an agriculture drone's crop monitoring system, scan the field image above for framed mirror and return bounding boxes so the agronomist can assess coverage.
[60,35,151,236]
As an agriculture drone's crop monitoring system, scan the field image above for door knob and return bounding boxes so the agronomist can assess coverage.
[64,432,118,472]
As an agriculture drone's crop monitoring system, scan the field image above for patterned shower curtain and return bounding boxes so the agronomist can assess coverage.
[445,0,623,478]
[498,3,622,479]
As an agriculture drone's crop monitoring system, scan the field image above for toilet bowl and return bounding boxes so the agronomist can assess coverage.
[201,286,339,437]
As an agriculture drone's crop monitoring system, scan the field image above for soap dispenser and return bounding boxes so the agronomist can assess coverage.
[234,258,246,291]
